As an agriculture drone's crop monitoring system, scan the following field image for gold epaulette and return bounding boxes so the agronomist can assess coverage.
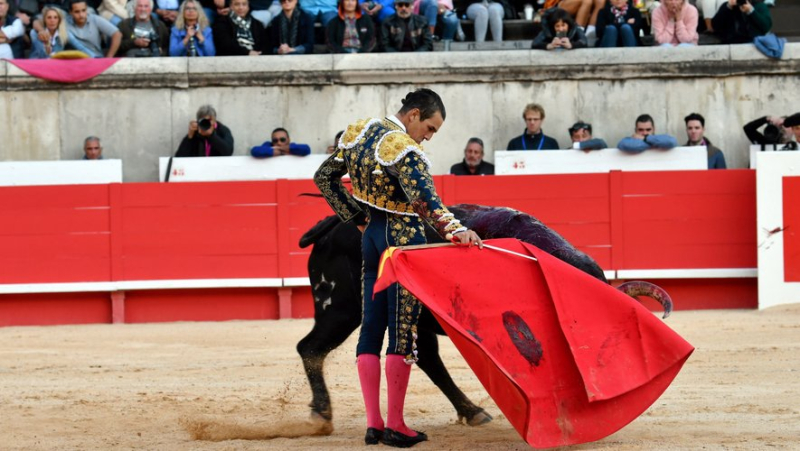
[376,131,424,167]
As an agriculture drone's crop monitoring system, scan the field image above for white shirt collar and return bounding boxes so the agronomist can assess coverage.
[387,115,406,132]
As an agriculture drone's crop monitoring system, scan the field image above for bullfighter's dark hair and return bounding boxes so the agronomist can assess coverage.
[684,113,705,127]
[399,88,446,121]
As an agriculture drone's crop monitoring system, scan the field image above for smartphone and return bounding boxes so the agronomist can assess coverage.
[556,31,567,38]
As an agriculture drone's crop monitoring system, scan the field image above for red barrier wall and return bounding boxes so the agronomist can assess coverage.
[0,170,758,326]
[784,177,800,282]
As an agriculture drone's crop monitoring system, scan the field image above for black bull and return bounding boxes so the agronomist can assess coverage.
[296,204,672,428]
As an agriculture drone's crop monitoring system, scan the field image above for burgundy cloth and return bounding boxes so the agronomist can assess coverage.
[5,58,120,83]
[374,238,694,448]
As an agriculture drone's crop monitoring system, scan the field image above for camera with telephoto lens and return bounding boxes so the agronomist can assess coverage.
[198,118,213,132]
[133,27,161,57]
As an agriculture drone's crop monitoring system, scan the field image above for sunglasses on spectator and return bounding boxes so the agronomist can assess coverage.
[395,2,411,7]
[280,0,294,3]
[272,137,288,143]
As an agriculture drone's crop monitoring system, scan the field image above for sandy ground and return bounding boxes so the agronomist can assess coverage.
[2,305,800,451]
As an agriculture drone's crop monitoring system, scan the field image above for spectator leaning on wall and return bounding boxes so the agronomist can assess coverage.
[251,127,312,157]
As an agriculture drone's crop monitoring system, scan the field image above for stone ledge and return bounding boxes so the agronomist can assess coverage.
[1,43,798,91]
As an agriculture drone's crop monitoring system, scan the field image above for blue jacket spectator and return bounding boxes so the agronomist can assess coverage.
[251,128,312,157]
[617,114,678,153]
[169,0,216,56]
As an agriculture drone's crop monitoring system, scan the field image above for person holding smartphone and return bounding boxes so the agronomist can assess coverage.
[710,0,771,44]
[531,7,587,50]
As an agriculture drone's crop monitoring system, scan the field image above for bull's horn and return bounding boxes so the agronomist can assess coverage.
[617,281,673,319]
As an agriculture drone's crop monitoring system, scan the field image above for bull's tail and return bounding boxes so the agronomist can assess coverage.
[617,281,673,319]
[299,215,341,248]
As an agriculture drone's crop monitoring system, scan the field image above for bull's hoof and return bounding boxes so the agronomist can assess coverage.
[459,409,493,426]
[309,411,334,436]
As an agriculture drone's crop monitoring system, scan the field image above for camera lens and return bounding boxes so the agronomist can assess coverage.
[198,118,212,131]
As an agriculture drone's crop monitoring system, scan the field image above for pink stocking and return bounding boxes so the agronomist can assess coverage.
[357,354,384,430]
[385,354,417,437]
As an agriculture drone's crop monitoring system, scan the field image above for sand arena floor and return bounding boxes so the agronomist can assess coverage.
[2,305,799,450]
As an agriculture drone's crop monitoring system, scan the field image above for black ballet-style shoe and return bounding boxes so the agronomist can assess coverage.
[380,428,428,448]
[364,427,383,445]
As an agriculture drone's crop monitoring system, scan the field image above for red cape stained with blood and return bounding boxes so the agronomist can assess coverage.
[374,238,694,448]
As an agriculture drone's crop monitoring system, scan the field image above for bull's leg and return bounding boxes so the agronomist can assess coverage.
[297,311,360,424]
[415,329,493,426]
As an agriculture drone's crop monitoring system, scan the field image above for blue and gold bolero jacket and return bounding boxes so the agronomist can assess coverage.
[314,117,466,240]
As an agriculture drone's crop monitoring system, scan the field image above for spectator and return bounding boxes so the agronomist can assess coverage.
[783,113,800,147]
[154,0,180,27]
[0,0,25,59]
[381,0,431,52]
[170,0,216,56]
[568,121,608,150]
[98,0,130,25]
[744,115,796,149]
[176,105,235,157]
[506,103,560,151]
[450,137,495,175]
[684,113,726,169]
[83,136,104,160]
[465,0,504,42]
[413,0,458,41]
[29,6,70,59]
[300,0,338,25]
[696,0,725,33]
[326,130,344,154]
[213,0,267,55]
[532,7,588,50]
[711,0,771,44]
[595,0,642,48]
[118,0,170,57]
[326,0,375,53]
[361,0,395,23]
[251,127,312,157]
[267,0,315,54]
[652,0,698,47]
[617,114,678,153]
[64,0,122,58]
[542,0,605,40]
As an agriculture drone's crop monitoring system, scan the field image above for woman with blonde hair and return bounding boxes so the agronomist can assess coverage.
[170,0,216,55]
[28,6,70,58]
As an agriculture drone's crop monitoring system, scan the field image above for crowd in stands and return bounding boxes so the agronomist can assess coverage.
[0,0,778,59]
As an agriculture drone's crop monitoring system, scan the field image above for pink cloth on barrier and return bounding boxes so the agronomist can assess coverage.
[4,58,120,83]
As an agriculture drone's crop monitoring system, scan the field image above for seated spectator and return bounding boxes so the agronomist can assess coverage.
[450,137,495,175]
[326,0,376,53]
[465,0,504,42]
[29,6,69,59]
[118,0,170,57]
[684,113,726,169]
[170,0,216,56]
[568,121,608,150]
[0,0,25,59]
[744,115,796,149]
[617,114,678,153]
[155,0,180,27]
[300,0,338,25]
[507,103,560,150]
[213,0,267,55]
[532,8,587,50]
[251,128,312,157]
[784,113,800,148]
[267,0,315,54]
[83,136,104,160]
[381,0,431,51]
[326,130,344,154]
[652,0,698,47]
[595,0,642,48]
[696,0,725,33]
[98,0,130,25]
[361,0,395,23]
[711,0,771,44]
[542,0,605,42]
[414,0,458,41]
[64,0,122,58]
[176,105,235,157]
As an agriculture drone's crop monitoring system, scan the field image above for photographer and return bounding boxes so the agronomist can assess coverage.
[711,0,771,44]
[117,0,170,56]
[176,105,235,157]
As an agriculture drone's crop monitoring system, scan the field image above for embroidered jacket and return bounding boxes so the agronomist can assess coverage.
[314,117,466,239]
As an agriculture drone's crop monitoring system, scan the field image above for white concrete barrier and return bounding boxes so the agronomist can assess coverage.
[495,147,707,175]
[158,155,330,182]
[0,160,122,186]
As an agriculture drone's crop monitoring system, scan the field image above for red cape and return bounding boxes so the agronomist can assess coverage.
[375,238,693,448]
[6,58,119,83]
